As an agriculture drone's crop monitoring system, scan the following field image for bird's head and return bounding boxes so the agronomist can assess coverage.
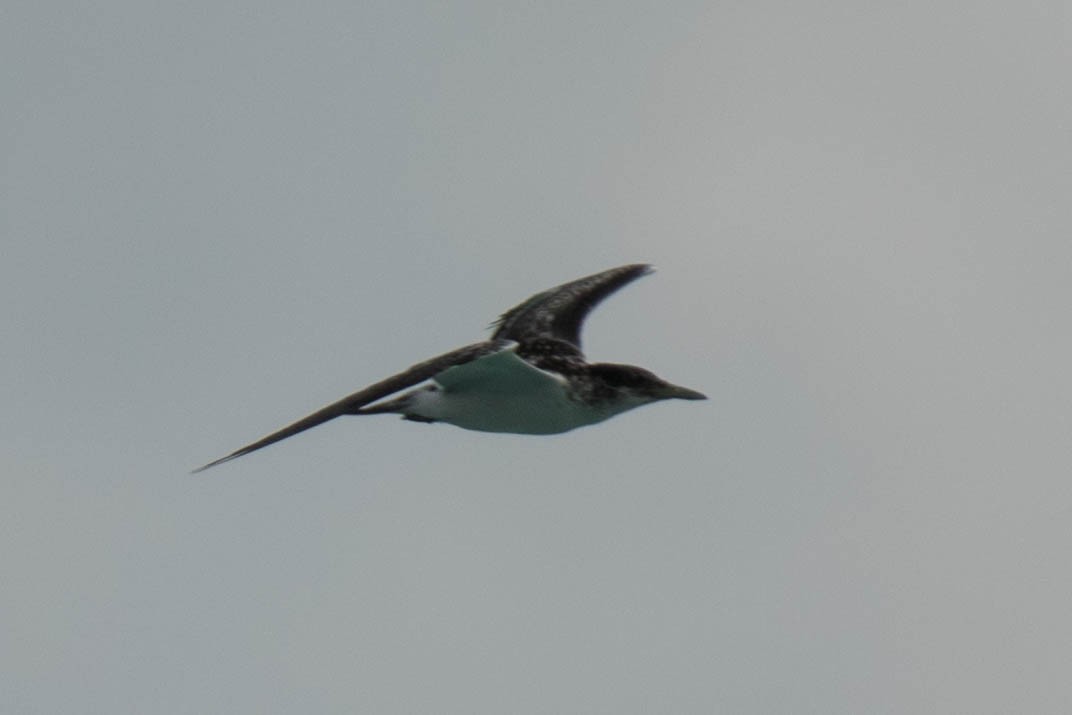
[587,363,707,406]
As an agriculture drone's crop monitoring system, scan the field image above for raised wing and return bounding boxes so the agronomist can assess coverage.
[490,264,653,349]
[192,340,507,473]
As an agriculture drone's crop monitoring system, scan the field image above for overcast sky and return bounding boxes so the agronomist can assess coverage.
[3,2,1070,713]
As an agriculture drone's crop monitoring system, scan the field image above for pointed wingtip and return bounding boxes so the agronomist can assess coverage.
[616,263,655,277]
[189,461,217,475]
[189,452,240,474]
[624,262,656,282]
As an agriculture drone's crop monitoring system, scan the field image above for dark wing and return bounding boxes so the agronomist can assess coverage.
[490,264,653,349]
[192,340,508,473]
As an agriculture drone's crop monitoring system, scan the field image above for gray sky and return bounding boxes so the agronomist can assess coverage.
[3,2,1070,713]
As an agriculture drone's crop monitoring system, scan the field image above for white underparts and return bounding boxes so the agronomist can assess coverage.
[404,346,647,434]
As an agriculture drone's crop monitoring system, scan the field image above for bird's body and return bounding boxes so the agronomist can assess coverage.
[194,264,704,472]
[381,342,650,434]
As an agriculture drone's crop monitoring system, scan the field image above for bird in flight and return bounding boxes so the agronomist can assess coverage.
[193,264,705,472]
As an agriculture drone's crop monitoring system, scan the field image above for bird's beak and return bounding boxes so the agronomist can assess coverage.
[661,383,707,401]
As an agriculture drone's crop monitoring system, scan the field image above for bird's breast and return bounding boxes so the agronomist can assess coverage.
[406,380,612,435]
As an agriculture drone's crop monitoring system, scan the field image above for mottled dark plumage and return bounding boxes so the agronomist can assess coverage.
[492,263,654,347]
